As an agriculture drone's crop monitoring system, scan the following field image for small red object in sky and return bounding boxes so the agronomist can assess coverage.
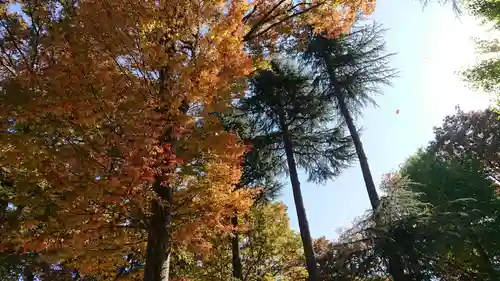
[396,109,400,114]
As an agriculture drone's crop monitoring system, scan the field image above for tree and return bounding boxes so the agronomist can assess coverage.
[421,1,500,108]
[302,22,407,281]
[0,1,252,280]
[445,0,500,106]
[330,148,500,281]
[465,0,500,25]
[313,173,438,281]
[172,203,306,281]
[219,111,285,280]
[0,251,96,281]
[303,21,397,210]
[312,111,500,281]
[314,168,496,281]
[400,149,500,280]
[330,109,500,281]
[402,107,500,279]
[461,39,500,96]
[239,61,355,281]
[430,107,500,182]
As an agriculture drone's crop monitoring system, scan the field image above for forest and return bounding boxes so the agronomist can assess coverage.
[0,0,498,281]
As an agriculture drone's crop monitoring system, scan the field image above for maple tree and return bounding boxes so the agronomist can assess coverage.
[219,110,284,280]
[0,1,378,281]
[0,1,252,280]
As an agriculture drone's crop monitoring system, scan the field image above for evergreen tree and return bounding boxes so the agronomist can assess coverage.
[238,61,355,281]
[312,174,430,281]
[303,22,397,210]
[302,22,402,280]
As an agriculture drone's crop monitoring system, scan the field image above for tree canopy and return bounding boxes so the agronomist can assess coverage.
[2,1,500,281]
[0,0,378,279]
[172,203,306,281]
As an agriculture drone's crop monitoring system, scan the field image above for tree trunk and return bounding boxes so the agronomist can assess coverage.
[231,215,243,280]
[337,96,380,209]
[23,266,34,281]
[279,115,319,281]
[143,182,173,281]
[474,239,497,279]
[387,251,407,281]
[338,96,408,281]
[143,65,183,281]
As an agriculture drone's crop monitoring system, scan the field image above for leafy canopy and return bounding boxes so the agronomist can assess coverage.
[238,61,355,183]
[0,0,378,278]
[172,203,306,281]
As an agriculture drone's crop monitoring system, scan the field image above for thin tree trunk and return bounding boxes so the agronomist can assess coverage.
[279,115,319,281]
[474,239,497,279]
[231,215,243,280]
[337,96,379,209]
[338,95,408,281]
[143,178,173,281]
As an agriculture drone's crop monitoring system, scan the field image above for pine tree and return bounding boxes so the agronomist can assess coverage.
[304,22,397,210]
[316,173,435,281]
[238,61,355,281]
[302,22,401,280]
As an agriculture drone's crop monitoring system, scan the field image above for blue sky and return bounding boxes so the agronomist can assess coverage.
[280,0,494,239]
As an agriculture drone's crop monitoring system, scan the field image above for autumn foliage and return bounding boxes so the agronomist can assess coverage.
[0,0,376,279]
[172,203,307,281]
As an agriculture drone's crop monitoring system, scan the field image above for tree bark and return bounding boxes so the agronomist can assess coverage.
[279,114,319,281]
[338,95,408,281]
[337,96,380,209]
[231,215,244,280]
[387,250,407,281]
[143,182,173,281]
[143,65,180,281]
[23,266,34,281]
